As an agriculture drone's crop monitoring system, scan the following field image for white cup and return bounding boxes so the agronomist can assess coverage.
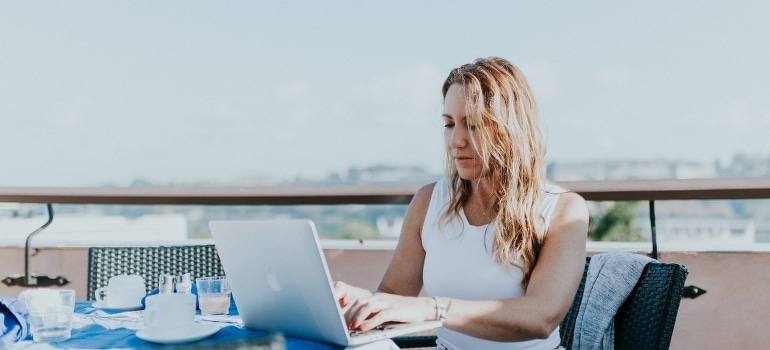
[143,293,196,337]
[19,288,76,342]
[95,274,146,308]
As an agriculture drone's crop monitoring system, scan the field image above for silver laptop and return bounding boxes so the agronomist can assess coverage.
[209,219,442,347]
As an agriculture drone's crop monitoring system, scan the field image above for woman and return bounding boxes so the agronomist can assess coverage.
[335,57,589,349]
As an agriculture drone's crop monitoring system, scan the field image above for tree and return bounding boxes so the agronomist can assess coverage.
[588,201,646,242]
[336,220,381,240]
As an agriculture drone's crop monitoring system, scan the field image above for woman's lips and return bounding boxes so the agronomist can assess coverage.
[454,156,475,165]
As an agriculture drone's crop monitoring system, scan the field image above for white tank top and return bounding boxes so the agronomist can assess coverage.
[421,178,566,350]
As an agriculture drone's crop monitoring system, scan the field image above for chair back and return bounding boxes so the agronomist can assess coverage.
[87,245,225,300]
[559,256,688,350]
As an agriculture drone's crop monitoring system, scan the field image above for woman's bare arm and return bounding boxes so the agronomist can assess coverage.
[438,191,589,340]
[376,183,436,296]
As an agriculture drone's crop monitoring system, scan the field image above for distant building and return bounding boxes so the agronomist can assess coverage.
[0,203,40,218]
[0,214,188,246]
[658,218,755,244]
[330,165,441,185]
[547,160,717,181]
[718,154,770,177]
[673,161,719,179]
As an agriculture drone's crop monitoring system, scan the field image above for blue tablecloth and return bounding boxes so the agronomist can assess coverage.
[8,301,342,349]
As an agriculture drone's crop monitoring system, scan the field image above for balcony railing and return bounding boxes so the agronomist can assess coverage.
[3,177,770,205]
[2,177,770,287]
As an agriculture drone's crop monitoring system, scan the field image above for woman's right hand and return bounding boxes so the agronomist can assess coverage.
[342,292,437,332]
[333,281,373,312]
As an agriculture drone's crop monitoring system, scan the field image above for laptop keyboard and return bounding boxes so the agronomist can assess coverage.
[349,323,391,336]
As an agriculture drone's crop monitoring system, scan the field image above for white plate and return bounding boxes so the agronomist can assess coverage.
[136,323,220,344]
[92,300,144,311]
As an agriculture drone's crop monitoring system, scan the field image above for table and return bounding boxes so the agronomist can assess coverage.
[7,301,381,350]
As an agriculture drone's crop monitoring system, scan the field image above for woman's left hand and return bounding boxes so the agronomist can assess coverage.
[343,292,435,331]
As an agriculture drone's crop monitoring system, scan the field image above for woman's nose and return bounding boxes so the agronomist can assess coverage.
[449,127,468,148]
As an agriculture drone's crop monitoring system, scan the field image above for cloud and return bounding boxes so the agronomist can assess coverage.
[519,61,561,98]
[350,64,444,128]
[273,81,321,123]
[544,108,628,162]
[710,98,770,156]
[548,96,770,165]
[725,98,758,124]
[595,68,635,88]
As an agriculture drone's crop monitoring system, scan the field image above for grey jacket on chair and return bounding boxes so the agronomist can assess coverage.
[572,250,653,350]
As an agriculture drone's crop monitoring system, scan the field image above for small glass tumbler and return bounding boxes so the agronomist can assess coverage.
[196,276,231,315]
[19,289,76,342]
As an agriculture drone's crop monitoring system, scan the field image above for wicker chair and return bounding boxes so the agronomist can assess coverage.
[393,256,688,350]
[87,245,225,300]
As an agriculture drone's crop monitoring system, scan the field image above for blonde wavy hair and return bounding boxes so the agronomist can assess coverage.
[441,57,546,289]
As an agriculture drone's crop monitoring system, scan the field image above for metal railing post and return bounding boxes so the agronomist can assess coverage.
[24,203,54,285]
[650,200,658,260]
[3,203,69,287]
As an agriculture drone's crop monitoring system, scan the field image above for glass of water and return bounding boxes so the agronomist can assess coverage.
[196,276,231,315]
[19,288,76,342]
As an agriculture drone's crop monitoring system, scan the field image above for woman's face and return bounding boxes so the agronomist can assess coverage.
[443,84,484,180]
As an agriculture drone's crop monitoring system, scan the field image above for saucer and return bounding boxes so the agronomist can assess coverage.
[136,323,220,344]
[93,300,144,311]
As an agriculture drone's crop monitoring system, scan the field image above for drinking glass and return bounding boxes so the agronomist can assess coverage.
[196,276,231,315]
[19,289,76,342]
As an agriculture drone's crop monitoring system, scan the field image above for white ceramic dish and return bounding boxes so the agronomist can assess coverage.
[92,300,144,311]
[136,323,220,344]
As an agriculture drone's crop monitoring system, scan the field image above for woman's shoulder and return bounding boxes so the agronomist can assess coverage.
[541,182,586,205]
[413,181,438,203]
[407,179,447,216]
[540,181,588,224]
[400,181,441,234]
[552,190,589,226]
[541,181,568,194]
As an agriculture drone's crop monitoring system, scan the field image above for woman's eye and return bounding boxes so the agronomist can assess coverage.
[443,123,455,129]
[468,124,477,131]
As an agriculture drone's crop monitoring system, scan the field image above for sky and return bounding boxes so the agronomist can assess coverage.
[1,1,769,186]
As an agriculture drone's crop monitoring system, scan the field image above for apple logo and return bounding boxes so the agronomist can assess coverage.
[266,267,281,292]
